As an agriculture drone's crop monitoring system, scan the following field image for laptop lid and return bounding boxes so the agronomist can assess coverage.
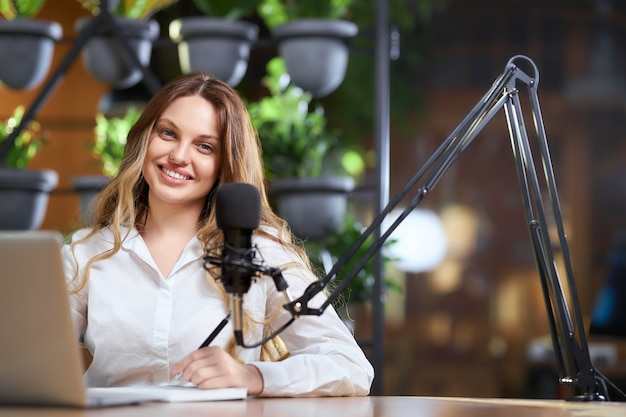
[0,231,91,407]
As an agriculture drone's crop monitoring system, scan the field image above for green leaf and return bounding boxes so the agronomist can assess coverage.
[91,106,141,177]
[190,0,259,19]
[77,0,177,19]
[0,106,47,169]
[0,0,45,18]
[258,0,354,28]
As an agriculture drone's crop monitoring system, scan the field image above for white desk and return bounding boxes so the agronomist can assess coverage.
[0,396,624,417]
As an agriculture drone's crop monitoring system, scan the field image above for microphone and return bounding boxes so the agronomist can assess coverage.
[215,182,261,346]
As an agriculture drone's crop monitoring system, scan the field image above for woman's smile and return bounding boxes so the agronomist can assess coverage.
[160,165,192,181]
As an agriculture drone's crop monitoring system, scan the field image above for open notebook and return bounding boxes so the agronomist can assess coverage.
[0,231,246,408]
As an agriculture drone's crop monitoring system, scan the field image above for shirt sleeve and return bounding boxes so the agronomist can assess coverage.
[61,237,88,343]
[248,237,375,397]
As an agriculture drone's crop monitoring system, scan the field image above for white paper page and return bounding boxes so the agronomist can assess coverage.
[87,386,247,403]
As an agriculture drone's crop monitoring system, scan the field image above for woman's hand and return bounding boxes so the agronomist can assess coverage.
[171,346,264,396]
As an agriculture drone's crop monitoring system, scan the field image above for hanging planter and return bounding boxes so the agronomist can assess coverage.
[71,175,109,226]
[270,176,354,241]
[75,16,159,89]
[169,17,259,87]
[249,58,363,241]
[271,19,358,98]
[0,18,62,90]
[0,105,57,230]
[0,168,58,230]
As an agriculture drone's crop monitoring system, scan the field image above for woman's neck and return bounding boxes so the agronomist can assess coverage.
[140,198,205,277]
[141,198,203,242]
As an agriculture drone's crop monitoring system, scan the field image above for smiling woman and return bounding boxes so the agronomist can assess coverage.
[142,95,221,220]
[62,72,374,397]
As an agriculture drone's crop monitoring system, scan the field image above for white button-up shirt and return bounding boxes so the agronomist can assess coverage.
[62,227,374,397]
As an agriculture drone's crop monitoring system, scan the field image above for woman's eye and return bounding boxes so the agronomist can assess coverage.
[159,128,175,138]
[198,143,213,153]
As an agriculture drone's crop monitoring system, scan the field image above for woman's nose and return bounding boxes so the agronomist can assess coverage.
[168,143,190,165]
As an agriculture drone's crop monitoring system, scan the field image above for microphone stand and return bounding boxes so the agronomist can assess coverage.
[281,55,622,401]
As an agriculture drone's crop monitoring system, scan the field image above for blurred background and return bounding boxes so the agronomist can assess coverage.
[1,0,624,399]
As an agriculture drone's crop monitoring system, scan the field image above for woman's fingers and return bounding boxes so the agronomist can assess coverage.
[171,346,263,395]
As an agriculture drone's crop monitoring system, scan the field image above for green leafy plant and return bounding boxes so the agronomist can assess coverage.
[190,0,259,20]
[0,0,46,19]
[0,106,47,169]
[248,57,363,180]
[91,106,141,177]
[77,0,177,19]
[306,214,401,305]
[258,0,353,28]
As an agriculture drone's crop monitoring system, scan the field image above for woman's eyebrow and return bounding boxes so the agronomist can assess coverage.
[156,117,177,129]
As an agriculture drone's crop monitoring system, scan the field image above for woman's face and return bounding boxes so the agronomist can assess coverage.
[142,95,221,212]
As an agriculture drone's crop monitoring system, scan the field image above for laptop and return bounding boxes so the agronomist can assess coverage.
[0,231,162,408]
[0,231,247,408]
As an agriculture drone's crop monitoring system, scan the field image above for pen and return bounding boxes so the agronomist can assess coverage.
[198,312,231,349]
[174,312,231,380]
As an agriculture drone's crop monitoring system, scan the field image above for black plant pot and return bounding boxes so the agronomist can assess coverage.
[0,168,58,230]
[272,19,358,98]
[72,175,110,226]
[75,17,159,89]
[169,17,259,87]
[0,19,62,90]
[270,176,354,241]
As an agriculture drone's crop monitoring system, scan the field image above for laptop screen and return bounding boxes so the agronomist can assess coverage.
[0,231,88,407]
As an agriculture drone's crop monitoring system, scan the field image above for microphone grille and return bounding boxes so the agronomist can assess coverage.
[215,183,261,230]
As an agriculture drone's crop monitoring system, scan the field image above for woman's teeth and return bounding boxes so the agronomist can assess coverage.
[162,167,190,180]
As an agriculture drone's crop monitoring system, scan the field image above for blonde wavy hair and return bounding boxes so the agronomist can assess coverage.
[69,73,312,362]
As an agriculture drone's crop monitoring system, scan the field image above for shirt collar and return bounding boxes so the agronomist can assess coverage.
[115,227,206,274]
